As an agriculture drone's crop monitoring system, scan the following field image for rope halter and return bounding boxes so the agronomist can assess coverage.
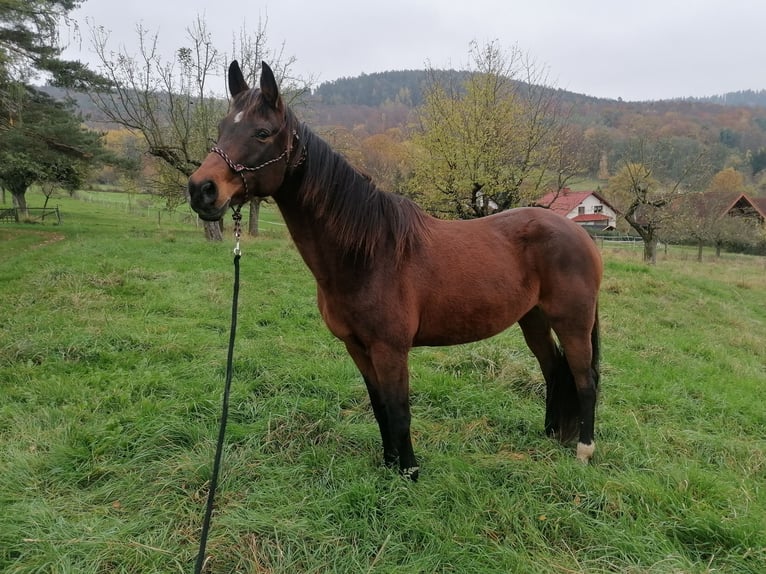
[210,131,296,199]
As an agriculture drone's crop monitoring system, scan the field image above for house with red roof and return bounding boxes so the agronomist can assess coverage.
[534,188,619,231]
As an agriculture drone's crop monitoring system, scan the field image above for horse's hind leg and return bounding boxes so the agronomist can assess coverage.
[551,319,599,463]
[518,307,575,439]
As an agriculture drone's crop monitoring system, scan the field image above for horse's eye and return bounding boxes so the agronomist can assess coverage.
[254,129,271,140]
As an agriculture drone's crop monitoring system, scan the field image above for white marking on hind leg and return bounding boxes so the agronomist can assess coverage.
[576,441,595,463]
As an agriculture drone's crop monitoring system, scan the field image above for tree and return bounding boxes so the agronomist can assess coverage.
[749,147,766,176]
[607,162,664,263]
[88,15,312,240]
[707,167,746,195]
[0,1,109,101]
[0,85,105,214]
[582,125,618,180]
[359,130,413,195]
[0,1,110,213]
[410,40,577,219]
[607,138,712,264]
[667,192,745,261]
[89,18,225,239]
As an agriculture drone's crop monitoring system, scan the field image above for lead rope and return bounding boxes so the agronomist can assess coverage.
[194,208,243,574]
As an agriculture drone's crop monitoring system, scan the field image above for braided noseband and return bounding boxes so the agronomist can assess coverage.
[210,129,302,198]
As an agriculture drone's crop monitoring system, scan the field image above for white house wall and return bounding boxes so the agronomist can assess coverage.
[566,195,618,227]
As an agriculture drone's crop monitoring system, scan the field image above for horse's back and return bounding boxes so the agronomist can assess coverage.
[408,207,601,346]
[424,207,601,283]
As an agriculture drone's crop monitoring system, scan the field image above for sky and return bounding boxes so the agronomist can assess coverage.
[60,0,766,102]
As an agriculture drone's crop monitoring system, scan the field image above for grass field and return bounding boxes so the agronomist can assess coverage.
[1,191,764,573]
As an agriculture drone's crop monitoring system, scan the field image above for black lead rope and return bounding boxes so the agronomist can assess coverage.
[194,211,243,574]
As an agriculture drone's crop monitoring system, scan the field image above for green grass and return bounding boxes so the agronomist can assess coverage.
[1,191,764,573]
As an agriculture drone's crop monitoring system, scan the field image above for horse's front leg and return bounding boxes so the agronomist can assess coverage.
[344,340,415,475]
[367,344,418,480]
[362,374,397,469]
[347,340,418,480]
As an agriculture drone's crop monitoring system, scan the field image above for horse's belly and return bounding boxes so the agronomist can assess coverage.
[411,259,535,347]
[413,305,522,347]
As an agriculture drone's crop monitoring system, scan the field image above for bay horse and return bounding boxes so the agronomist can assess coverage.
[188,61,602,481]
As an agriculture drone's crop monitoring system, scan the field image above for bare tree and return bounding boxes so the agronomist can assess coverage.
[89,18,224,239]
[665,192,747,261]
[607,139,712,263]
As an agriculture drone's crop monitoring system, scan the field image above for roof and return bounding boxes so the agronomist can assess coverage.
[572,214,610,223]
[724,193,766,220]
[754,196,766,216]
[677,191,739,218]
[535,188,618,215]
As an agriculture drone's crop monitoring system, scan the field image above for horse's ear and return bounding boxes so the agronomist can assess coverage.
[228,60,249,97]
[259,61,282,110]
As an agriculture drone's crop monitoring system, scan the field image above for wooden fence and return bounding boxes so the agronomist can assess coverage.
[0,207,61,224]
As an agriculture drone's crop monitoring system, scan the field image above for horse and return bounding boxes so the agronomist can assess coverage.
[188,61,602,481]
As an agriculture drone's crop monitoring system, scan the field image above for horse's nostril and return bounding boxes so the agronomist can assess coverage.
[200,181,217,204]
[188,179,218,208]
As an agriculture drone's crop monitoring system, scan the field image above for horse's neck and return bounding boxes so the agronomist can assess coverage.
[274,131,403,285]
[274,188,359,288]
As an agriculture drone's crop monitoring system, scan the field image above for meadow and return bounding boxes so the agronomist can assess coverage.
[1,191,764,573]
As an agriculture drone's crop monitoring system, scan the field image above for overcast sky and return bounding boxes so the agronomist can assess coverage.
[60,0,765,102]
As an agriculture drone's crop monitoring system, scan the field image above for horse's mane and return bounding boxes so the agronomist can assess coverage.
[291,118,430,264]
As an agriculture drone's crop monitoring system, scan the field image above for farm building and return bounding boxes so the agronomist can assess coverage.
[677,191,766,225]
[723,193,766,223]
[534,188,619,231]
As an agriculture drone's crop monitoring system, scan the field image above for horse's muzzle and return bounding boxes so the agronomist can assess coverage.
[187,178,229,221]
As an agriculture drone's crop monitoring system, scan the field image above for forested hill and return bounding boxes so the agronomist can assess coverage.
[41,71,766,124]
[689,90,766,108]
[313,69,604,107]
[314,70,766,109]
[314,70,436,107]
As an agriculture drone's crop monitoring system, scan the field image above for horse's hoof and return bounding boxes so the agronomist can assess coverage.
[401,466,419,481]
[576,441,595,463]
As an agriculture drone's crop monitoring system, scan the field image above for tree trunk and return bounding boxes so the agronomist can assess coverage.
[643,237,658,264]
[11,191,28,218]
[624,211,658,265]
[248,197,261,237]
[697,240,703,262]
[203,219,223,241]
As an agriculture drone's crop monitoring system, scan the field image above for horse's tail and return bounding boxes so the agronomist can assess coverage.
[590,307,601,391]
[548,307,600,444]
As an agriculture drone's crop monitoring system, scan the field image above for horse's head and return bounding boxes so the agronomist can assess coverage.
[188,61,297,220]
